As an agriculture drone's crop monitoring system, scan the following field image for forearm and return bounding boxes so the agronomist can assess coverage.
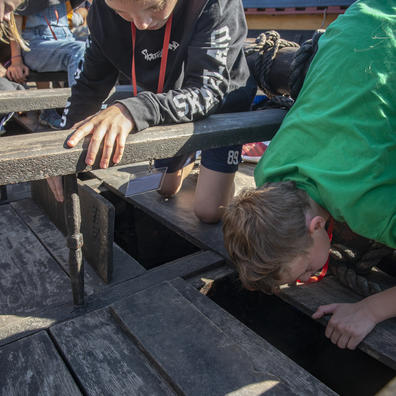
[363,286,396,324]
[9,14,23,58]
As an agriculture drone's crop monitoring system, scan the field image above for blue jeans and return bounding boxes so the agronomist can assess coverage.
[22,26,85,87]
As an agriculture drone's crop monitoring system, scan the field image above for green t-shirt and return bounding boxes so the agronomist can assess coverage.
[254,0,396,248]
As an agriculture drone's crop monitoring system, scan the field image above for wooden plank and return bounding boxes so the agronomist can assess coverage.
[185,263,235,293]
[0,204,72,328]
[170,277,336,395]
[377,377,396,396]
[31,178,115,283]
[0,251,222,346]
[111,280,334,395]
[11,198,146,295]
[278,275,396,370]
[78,180,115,282]
[27,71,68,83]
[92,163,256,260]
[0,331,81,395]
[0,88,71,113]
[0,84,126,114]
[0,109,286,185]
[50,308,176,395]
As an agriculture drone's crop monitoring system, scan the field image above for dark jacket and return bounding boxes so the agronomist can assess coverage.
[63,0,254,130]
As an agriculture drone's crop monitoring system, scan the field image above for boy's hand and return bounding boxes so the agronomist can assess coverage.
[312,301,377,350]
[67,103,134,169]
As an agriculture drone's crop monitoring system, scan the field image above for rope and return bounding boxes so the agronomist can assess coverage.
[328,242,393,297]
[245,30,299,99]
[354,242,394,275]
[289,29,325,99]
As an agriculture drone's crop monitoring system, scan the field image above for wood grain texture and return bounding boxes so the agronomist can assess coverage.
[0,88,71,113]
[0,251,222,346]
[0,204,72,327]
[50,308,176,396]
[171,278,336,395]
[279,276,396,370]
[11,199,145,295]
[0,331,81,395]
[111,280,333,395]
[0,109,285,185]
[91,163,255,261]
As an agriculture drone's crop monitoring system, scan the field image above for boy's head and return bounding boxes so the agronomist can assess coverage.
[222,181,331,294]
[105,0,178,30]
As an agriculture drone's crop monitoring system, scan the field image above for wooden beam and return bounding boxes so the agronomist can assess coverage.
[0,109,286,185]
[0,85,125,113]
[0,88,71,113]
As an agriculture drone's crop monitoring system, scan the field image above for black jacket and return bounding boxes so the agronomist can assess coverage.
[63,0,254,131]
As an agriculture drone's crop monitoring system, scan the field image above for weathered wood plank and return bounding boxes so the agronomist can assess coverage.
[0,331,81,395]
[111,280,334,395]
[185,263,235,293]
[50,308,176,395]
[0,84,129,114]
[0,88,71,113]
[0,109,286,185]
[30,177,116,284]
[278,275,396,370]
[92,163,255,260]
[170,277,336,395]
[377,376,396,396]
[11,198,145,295]
[0,251,222,346]
[0,204,72,328]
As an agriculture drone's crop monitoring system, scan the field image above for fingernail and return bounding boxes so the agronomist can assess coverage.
[86,159,93,165]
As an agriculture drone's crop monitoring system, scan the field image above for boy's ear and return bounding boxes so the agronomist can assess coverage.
[308,216,326,234]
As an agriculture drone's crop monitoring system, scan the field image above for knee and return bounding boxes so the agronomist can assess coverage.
[194,204,223,224]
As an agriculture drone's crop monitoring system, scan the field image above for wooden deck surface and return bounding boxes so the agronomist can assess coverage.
[1,163,395,394]
[0,173,337,395]
[91,163,396,372]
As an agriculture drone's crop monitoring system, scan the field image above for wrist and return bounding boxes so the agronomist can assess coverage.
[362,289,396,324]
[11,57,23,66]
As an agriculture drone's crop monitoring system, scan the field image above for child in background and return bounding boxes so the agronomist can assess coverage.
[7,0,85,128]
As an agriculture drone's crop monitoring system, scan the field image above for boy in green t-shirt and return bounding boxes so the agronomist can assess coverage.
[223,0,396,350]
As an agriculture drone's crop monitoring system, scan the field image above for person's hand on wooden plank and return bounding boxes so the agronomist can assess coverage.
[313,285,396,350]
[67,103,134,169]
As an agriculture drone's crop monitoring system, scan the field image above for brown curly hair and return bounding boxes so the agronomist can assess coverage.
[222,181,314,294]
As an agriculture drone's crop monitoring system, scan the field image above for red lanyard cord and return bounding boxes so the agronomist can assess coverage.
[299,217,334,284]
[130,14,173,97]
[44,9,60,41]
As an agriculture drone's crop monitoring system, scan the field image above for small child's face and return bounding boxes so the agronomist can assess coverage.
[279,226,331,284]
[105,0,177,30]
